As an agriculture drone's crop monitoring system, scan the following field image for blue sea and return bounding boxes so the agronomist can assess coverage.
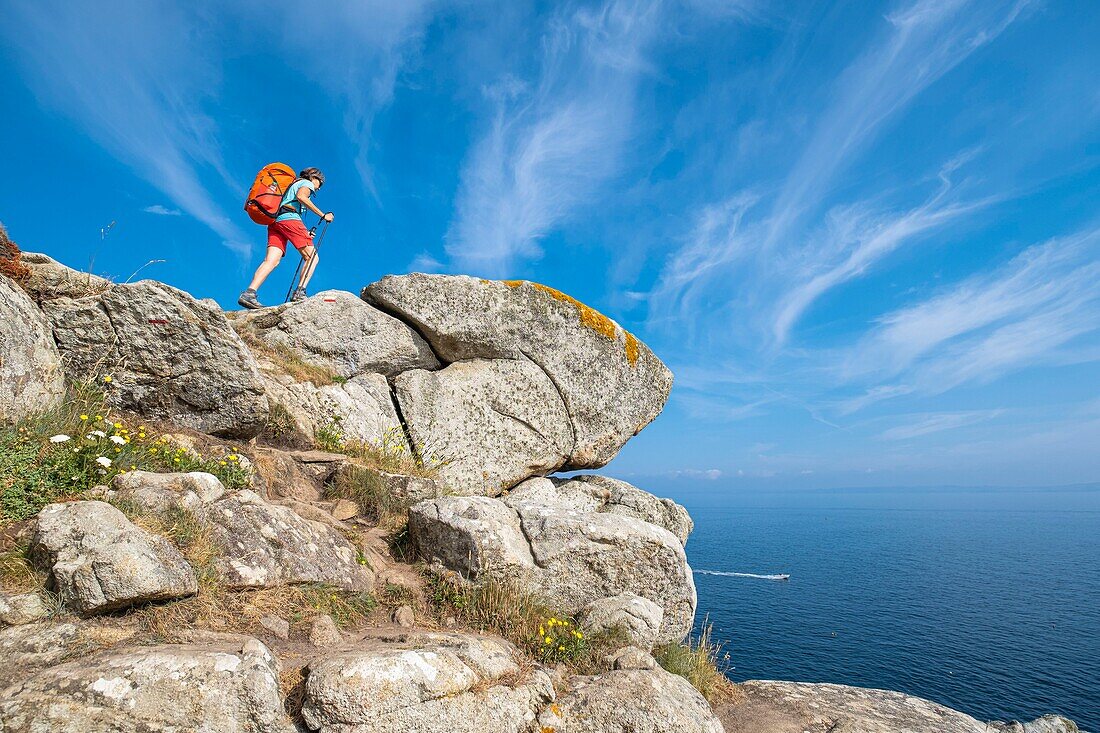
[669,486,1100,732]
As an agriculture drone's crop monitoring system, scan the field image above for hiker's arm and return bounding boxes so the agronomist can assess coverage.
[296,187,333,221]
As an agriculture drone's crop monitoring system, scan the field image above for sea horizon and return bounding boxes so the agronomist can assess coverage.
[667,485,1099,731]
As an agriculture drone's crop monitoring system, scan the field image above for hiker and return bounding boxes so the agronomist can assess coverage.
[238,167,333,308]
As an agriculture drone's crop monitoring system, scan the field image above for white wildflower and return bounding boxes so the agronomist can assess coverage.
[109,435,126,445]
[95,456,112,468]
[90,430,107,438]
[49,434,71,443]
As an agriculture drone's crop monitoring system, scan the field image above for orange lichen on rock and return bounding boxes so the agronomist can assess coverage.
[501,279,641,365]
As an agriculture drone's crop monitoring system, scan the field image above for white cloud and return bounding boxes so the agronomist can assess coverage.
[1,1,252,257]
[763,0,1030,248]
[445,0,663,276]
[270,1,439,201]
[841,227,1100,395]
[879,410,1004,441]
[142,205,182,216]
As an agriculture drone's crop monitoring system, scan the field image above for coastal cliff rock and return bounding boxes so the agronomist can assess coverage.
[363,274,673,470]
[409,492,696,643]
[261,365,408,448]
[0,274,65,421]
[508,475,693,545]
[30,501,197,615]
[0,637,293,732]
[718,681,1080,733]
[231,289,439,378]
[395,359,573,495]
[301,631,554,733]
[538,667,724,733]
[14,251,111,302]
[43,280,268,437]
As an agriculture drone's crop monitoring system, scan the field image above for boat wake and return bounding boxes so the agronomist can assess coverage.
[694,570,790,581]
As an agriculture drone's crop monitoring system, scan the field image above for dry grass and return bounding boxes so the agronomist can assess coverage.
[114,502,375,638]
[235,328,342,386]
[653,618,737,704]
[280,664,309,722]
[0,222,30,285]
[425,571,627,674]
[326,466,411,526]
[320,424,442,480]
[0,545,46,593]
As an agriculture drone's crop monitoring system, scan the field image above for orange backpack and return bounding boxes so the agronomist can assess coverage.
[244,163,297,225]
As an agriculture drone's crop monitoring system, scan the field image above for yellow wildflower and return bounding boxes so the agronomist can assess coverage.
[80,415,88,421]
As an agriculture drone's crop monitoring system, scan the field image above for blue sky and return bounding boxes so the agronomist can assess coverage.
[2,0,1098,491]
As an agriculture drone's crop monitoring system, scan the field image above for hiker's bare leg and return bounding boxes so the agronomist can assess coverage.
[297,245,319,289]
[247,247,283,291]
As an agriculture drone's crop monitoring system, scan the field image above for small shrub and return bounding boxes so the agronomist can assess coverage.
[653,618,734,703]
[0,380,248,522]
[533,616,587,664]
[326,465,408,525]
[314,415,345,453]
[323,422,444,480]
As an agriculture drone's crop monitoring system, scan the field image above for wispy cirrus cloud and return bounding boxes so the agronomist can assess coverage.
[271,1,440,201]
[840,226,1100,396]
[445,0,663,276]
[879,410,1005,441]
[764,0,1030,249]
[0,1,252,257]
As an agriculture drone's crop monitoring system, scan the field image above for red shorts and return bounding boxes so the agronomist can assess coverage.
[266,219,313,254]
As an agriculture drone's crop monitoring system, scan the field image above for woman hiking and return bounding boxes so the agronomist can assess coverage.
[238,167,334,309]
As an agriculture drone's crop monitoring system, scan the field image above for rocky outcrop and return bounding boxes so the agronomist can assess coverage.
[0,637,294,733]
[579,593,664,651]
[718,682,1080,733]
[109,469,226,511]
[538,668,724,733]
[364,274,673,469]
[302,631,554,733]
[15,251,111,302]
[508,475,693,545]
[203,490,372,590]
[232,289,439,377]
[0,273,65,422]
[42,280,268,437]
[262,366,408,448]
[396,359,573,495]
[0,593,49,626]
[409,494,696,643]
[30,501,197,614]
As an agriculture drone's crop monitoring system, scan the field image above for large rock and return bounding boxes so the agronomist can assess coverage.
[0,637,295,733]
[579,593,664,651]
[508,475,693,545]
[409,495,696,642]
[395,359,572,495]
[42,279,268,437]
[30,501,197,615]
[0,274,65,422]
[301,631,554,733]
[364,274,673,468]
[109,470,227,512]
[15,251,111,302]
[0,592,49,626]
[232,289,439,378]
[0,622,84,688]
[262,365,408,449]
[203,490,373,590]
[719,682,1079,733]
[537,668,724,733]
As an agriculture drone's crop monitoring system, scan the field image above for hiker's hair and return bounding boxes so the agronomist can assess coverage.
[299,167,325,187]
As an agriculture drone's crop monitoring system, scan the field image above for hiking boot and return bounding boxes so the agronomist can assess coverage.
[291,287,307,302]
[237,289,262,309]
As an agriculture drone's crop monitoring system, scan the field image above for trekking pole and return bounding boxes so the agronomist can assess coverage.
[284,216,331,303]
